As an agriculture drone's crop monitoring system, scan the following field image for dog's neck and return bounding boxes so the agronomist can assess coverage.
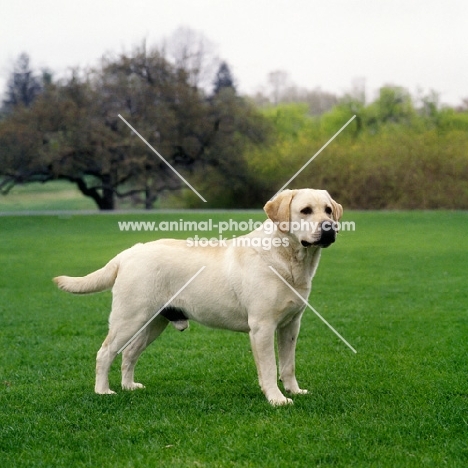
[274,232,322,288]
[245,222,322,289]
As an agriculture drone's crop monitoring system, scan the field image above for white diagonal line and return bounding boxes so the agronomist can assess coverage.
[117,266,206,354]
[273,115,356,198]
[269,266,357,353]
[118,114,207,203]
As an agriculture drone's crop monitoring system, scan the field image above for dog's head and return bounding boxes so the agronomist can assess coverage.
[264,189,343,248]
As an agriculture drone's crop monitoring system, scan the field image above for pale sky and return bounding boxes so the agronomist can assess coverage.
[1,0,467,106]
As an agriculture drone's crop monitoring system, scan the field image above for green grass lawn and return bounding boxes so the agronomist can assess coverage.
[0,181,98,212]
[0,211,467,467]
[0,180,186,212]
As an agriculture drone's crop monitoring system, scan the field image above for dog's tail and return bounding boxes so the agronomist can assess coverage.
[53,257,119,294]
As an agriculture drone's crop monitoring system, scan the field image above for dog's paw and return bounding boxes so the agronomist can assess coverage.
[95,388,116,395]
[122,382,145,391]
[269,396,294,406]
[285,387,308,395]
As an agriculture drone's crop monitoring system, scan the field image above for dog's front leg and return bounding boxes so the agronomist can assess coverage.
[277,315,308,395]
[249,321,293,406]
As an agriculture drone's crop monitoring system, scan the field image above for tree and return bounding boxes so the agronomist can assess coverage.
[268,70,290,105]
[213,62,235,95]
[193,81,273,208]
[0,43,271,209]
[372,85,415,124]
[164,27,219,91]
[0,73,122,209]
[252,71,338,116]
[2,53,43,112]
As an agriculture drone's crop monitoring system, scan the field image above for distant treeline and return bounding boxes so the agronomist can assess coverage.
[1,40,467,210]
[247,90,468,209]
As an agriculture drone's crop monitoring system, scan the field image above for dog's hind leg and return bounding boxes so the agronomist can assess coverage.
[95,331,120,394]
[121,315,169,391]
[95,310,166,394]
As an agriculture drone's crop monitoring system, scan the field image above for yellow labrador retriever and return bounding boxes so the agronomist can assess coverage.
[54,189,342,405]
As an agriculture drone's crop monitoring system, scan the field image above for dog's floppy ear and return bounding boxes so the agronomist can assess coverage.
[264,189,297,232]
[326,191,343,222]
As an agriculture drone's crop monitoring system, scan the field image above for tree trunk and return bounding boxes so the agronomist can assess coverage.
[144,184,156,210]
[72,175,115,210]
[100,175,115,210]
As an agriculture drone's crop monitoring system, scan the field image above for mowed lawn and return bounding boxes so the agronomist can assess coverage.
[0,211,467,467]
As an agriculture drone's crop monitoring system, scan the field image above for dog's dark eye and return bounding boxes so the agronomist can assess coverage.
[300,207,312,215]
[325,206,333,215]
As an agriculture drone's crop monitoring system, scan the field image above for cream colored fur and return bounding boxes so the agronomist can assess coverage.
[54,189,342,406]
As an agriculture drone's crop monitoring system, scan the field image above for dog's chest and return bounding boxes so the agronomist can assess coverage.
[276,296,308,327]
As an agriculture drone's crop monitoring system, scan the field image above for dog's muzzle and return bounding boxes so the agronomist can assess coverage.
[302,221,337,248]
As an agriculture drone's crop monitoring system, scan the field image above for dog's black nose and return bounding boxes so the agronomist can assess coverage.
[318,222,336,247]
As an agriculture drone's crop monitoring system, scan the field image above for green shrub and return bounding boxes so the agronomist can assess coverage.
[246,101,468,209]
